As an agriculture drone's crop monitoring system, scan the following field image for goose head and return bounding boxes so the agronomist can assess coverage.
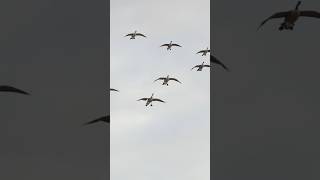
[170,41,172,44]
[166,75,170,78]
[295,1,301,10]
[201,62,205,65]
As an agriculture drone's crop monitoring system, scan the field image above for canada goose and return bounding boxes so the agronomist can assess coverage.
[154,75,182,86]
[210,55,229,71]
[125,30,147,39]
[110,88,119,92]
[197,47,210,56]
[191,62,211,71]
[258,1,320,31]
[0,85,30,95]
[83,115,110,126]
[137,93,165,106]
[160,41,182,50]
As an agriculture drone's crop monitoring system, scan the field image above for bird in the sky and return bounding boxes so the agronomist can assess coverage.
[137,93,165,106]
[125,30,147,39]
[110,88,119,92]
[83,115,110,126]
[0,85,30,95]
[210,55,229,71]
[154,75,182,86]
[160,41,182,50]
[197,47,210,56]
[258,1,320,31]
[191,62,211,71]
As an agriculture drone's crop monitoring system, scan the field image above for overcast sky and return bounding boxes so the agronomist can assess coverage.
[110,0,210,180]
[212,0,320,179]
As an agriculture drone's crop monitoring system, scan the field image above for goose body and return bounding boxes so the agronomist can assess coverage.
[83,115,110,126]
[258,1,320,31]
[191,62,211,71]
[210,55,229,71]
[125,30,146,39]
[137,93,165,106]
[154,75,182,86]
[160,41,182,50]
[0,85,30,95]
[197,47,210,56]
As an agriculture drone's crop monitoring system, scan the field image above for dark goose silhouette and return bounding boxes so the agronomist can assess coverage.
[191,62,211,71]
[258,1,320,31]
[160,41,182,50]
[110,88,119,92]
[210,55,229,71]
[154,75,182,86]
[0,85,30,95]
[83,115,110,126]
[125,30,146,39]
[197,47,210,56]
[137,93,165,106]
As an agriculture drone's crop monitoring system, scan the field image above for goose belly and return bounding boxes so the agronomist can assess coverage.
[285,11,300,23]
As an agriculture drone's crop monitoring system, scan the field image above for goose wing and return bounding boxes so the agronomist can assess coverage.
[125,33,134,37]
[257,11,290,30]
[300,11,320,18]
[137,98,148,101]
[197,49,210,54]
[204,65,212,68]
[136,33,147,37]
[169,78,182,83]
[0,85,30,95]
[160,44,169,47]
[171,43,182,47]
[210,55,229,71]
[110,88,119,92]
[83,116,109,126]
[191,65,201,70]
[154,77,166,82]
[152,98,165,103]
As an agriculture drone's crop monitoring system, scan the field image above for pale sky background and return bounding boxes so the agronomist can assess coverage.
[110,0,210,180]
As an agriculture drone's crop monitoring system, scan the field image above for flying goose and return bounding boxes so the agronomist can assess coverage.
[110,88,119,92]
[137,93,165,106]
[83,115,110,126]
[125,30,147,39]
[197,47,210,56]
[160,41,182,50]
[258,1,320,31]
[154,75,182,86]
[191,62,211,71]
[210,55,229,71]
[0,85,30,95]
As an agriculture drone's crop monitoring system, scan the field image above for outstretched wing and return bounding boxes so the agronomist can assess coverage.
[300,11,320,18]
[191,65,201,70]
[210,55,229,71]
[152,98,165,103]
[160,44,169,47]
[137,98,148,101]
[0,85,30,95]
[83,116,109,126]
[154,77,166,82]
[110,88,119,92]
[125,33,134,37]
[204,65,211,68]
[169,78,182,83]
[136,33,147,37]
[172,44,182,47]
[257,11,289,30]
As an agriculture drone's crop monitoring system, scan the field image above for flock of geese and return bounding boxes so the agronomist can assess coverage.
[4,1,320,128]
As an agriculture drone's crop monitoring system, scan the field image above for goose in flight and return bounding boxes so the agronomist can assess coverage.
[210,55,229,71]
[191,62,211,71]
[154,75,182,86]
[110,88,119,92]
[197,47,210,56]
[0,85,30,95]
[83,115,110,126]
[258,1,320,31]
[160,41,182,50]
[125,30,147,39]
[137,93,165,106]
